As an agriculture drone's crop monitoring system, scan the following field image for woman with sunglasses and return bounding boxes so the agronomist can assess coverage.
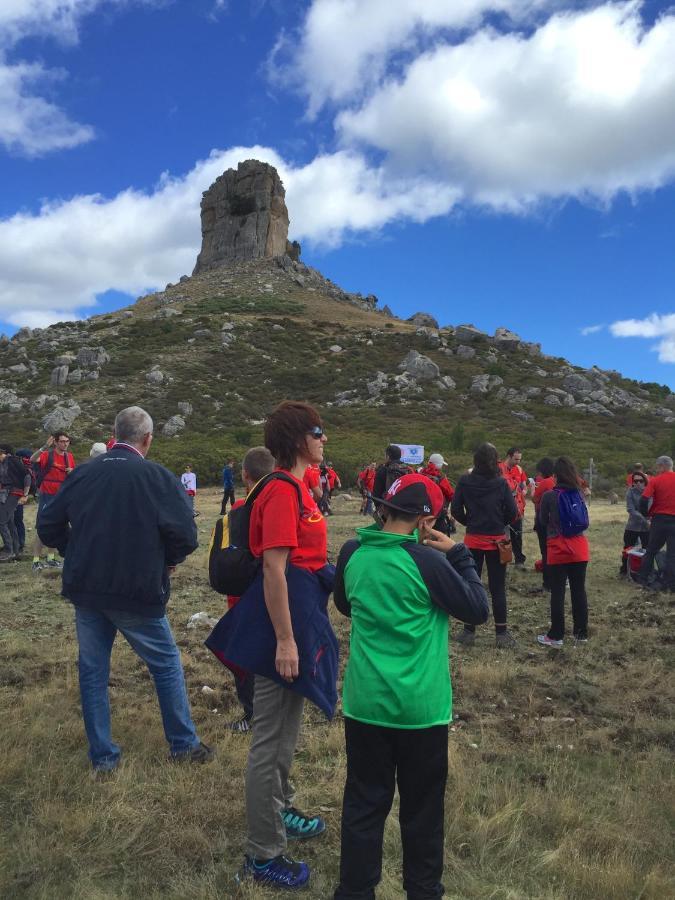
[236,401,338,891]
[620,472,650,576]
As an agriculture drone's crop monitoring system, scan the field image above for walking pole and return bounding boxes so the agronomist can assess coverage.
[589,457,593,504]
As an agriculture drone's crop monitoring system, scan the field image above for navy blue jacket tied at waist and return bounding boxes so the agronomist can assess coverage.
[205,563,338,719]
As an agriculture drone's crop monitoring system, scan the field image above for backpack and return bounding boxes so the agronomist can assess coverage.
[556,488,589,537]
[35,449,74,489]
[385,462,410,492]
[208,472,303,597]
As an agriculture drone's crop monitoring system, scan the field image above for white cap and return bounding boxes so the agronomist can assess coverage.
[90,442,107,457]
[429,453,447,468]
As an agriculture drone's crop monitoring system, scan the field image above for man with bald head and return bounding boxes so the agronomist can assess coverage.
[38,406,211,771]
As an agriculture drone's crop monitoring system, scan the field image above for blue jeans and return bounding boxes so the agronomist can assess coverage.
[75,607,200,769]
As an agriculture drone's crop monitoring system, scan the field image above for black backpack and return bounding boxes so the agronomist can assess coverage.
[208,472,303,597]
[384,462,410,492]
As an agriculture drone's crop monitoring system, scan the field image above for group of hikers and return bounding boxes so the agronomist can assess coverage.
[2,402,675,897]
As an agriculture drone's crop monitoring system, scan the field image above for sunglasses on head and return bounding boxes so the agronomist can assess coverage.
[307,426,324,439]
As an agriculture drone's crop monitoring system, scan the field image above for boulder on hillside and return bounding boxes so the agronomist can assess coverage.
[437,375,456,390]
[42,401,81,433]
[51,365,69,386]
[54,354,75,366]
[492,327,521,350]
[146,370,164,384]
[193,160,291,273]
[470,374,503,394]
[8,363,29,375]
[416,327,440,346]
[562,373,593,395]
[512,410,534,421]
[163,415,186,436]
[177,401,193,416]
[76,347,110,368]
[455,324,487,343]
[456,345,476,359]
[12,327,33,342]
[398,349,440,381]
[67,369,83,384]
[0,388,24,411]
[408,312,439,328]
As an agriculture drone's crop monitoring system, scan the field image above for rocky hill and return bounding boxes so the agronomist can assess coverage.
[1,161,672,486]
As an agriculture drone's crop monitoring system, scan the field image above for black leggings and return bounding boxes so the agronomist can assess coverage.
[467,548,507,631]
[535,524,551,589]
[547,561,588,640]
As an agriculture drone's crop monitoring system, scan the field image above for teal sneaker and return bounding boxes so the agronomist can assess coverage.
[281,807,326,840]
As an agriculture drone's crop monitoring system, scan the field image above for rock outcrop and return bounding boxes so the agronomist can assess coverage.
[193,160,291,273]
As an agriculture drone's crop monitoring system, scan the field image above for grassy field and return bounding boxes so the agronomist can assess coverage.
[1,491,673,899]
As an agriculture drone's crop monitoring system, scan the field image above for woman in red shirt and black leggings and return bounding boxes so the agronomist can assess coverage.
[537,456,589,648]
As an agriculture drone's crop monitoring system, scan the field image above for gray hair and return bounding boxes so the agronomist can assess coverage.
[656,455,673,470]
[114,406,153,446]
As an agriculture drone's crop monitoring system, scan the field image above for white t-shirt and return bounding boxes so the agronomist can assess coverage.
[181,472,197,492]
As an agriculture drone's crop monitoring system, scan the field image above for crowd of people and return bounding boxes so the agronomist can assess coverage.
[1,404,674,897]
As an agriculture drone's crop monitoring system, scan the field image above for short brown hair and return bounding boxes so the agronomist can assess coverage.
[264,401,322,470]
[242,446,275,482]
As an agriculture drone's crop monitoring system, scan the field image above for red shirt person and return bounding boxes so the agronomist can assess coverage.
[29,432,75,570]
[419,454,454,504]
[499,447,528,565]
[637,457,675,591]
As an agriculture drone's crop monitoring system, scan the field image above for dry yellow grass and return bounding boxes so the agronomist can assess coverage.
[1,492,673,899]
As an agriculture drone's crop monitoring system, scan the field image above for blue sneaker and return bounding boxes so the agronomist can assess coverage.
[239,854,310,890]
[281,806,326,840]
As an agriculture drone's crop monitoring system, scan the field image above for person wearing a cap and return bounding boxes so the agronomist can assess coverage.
[332,473,489,900]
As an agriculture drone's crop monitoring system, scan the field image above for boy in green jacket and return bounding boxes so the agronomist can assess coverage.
[333,474,489,900]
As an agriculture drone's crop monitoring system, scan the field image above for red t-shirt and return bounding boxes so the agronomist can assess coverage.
[249,471,327,572]
[38,450,74,495]
[533,476,555,509]
[358,468,375,492]
[327,468,339,489]
[464,533,507,551]
[500,462,527,516]
[303,465,321,495]
[642,471,675,516]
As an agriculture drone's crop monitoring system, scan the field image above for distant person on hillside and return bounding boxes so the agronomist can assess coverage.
[327,462,341,497]
[357,462,376,516]
[318,462,332,516]
[0,445,31,562]
[626,463,648,487]
[499,447,528,565]
[37,406,210,772]
[218,445,276,734]
[451,442,518,648]
[221,459,236,514]
[30,432,75,572]
[637,455,675,591]
[181,464,198,515]
[373,445,410,504]
[303,461,323,503]
[532,458,556,592]
[620,473,650,576]
[332,474,488,900]
[537,456,590,647]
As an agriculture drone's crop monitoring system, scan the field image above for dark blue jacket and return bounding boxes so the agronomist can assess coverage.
[222,465,234,490]
[205,564,338,719]
[37,445,198,616]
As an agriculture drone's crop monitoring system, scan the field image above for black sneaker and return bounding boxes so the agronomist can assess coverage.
[495,630,517,649]
[455,628,476,646]
[169,741,214,763]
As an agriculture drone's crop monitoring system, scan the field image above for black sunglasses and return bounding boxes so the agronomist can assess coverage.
[307,426,324,439]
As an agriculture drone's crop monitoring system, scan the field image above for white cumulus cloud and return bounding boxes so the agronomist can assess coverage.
[280,0,553,116]
[334,2,675,209]
[0,146,458,329]
[610,313,675,363]
[0,1,152,156]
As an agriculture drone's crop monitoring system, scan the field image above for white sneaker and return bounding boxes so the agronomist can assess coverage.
[537,634,563,648]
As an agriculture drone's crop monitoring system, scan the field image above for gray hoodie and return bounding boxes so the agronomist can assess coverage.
[625,485,650,532]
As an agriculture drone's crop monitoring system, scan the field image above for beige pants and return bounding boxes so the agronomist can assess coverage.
[245,675,304,859]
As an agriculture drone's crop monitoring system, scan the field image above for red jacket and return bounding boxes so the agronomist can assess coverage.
[419,463,454,503]
[358,468,375,493]
[499,462,527,517]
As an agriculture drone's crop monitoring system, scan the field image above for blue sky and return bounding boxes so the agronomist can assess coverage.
[1,0,674,386]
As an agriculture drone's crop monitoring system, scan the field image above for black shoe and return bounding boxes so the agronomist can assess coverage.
[0,551,16,563]
[170,741,214,763]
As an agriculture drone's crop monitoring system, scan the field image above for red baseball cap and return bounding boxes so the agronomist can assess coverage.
[378,473,444,517]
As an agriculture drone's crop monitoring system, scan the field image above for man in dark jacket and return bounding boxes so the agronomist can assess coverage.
[373,444,411,503]
[0,444,31,561]
[38,406,212,772]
